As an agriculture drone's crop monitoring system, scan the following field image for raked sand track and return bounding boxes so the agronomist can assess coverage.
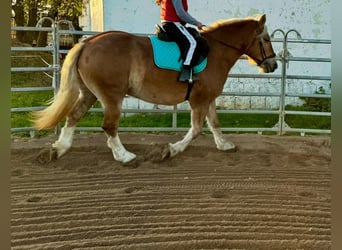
[11,133,331,249]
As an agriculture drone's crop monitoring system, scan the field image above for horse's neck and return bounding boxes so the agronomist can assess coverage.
[202,30,245,70]
[202,20,254,54]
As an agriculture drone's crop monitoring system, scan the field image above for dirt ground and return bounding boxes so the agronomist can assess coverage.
[11,132,331,250]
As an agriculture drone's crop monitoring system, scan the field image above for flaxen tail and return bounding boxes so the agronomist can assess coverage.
[32,42,85,130]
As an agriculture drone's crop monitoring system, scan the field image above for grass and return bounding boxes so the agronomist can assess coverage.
[285,114,330,130]
[11,92,331,137]
[11,91,53,107]
[45,111,330,131]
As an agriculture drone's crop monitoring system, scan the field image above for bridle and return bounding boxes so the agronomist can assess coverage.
[204,28,276,66]
[244,36,276,65]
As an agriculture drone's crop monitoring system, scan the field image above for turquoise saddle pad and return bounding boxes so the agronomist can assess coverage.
[149,35,207,73]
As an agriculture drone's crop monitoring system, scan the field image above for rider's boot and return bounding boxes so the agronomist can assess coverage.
[178,65,199,82]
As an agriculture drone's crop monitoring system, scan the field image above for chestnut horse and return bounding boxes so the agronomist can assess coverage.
[33,14,277,163]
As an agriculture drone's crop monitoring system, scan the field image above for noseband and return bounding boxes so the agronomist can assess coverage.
[245,36,276,66]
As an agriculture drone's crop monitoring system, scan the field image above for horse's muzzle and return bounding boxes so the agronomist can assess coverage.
[259,58,278,73]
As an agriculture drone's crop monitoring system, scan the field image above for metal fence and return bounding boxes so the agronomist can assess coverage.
[11,18,331,136]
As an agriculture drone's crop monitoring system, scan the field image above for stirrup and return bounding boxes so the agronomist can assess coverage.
[178,67,199,82]
[178,67,191,82]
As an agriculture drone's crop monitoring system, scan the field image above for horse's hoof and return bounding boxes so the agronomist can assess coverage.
[114,150,137,164]
[49,147,59,160]
[35,148,50,165]
[226,146,238,153]
[144,146,165,163]
[35,147,58,165]
[161,144,171,160]
[218,142,237,153]
[122,157,140,168]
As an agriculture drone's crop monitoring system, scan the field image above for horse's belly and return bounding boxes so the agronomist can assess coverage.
[128,80,188,106]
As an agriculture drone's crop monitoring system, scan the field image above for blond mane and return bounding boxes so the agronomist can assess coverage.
[203,15,262,32]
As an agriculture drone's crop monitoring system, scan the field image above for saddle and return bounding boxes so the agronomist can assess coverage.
[150,25,209,73]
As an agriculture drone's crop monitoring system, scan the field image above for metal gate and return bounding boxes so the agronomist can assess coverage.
[11,18,331,136]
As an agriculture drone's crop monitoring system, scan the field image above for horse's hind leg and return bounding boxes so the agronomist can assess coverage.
[168,105,208,158]
[206,101,235,151]
[52,85,97,158]
[101,99,136,163]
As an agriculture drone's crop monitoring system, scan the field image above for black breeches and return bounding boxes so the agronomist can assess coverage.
[162,22,200,67]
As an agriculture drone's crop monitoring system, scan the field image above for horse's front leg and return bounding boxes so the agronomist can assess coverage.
[206,100,236,151]
[168,106,208,158]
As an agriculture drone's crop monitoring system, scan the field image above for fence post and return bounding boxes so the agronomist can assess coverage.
[35,17,61,135]
[271,29,302,135]
[52,18,62,135]
[172,105,178,129]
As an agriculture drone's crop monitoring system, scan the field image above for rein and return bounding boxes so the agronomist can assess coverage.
[247,40,276,66]
[203,30,275,66]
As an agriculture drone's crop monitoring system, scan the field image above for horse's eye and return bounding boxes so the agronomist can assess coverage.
[263,37,271,42]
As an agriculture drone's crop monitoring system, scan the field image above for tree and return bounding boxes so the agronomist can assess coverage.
[12,0,26,42]
[12,0,83,45]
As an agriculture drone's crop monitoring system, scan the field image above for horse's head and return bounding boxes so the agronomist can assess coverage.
[244,14,278,73]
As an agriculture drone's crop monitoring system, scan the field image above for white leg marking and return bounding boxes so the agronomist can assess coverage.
[168,129,194,157]
[210,126,235,151]
[206,101,235,152]
[107,135,136,163]
[52,126,75,157]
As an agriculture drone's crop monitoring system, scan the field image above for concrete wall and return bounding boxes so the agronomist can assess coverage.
[80,0,331,38]
[79,0,331,110]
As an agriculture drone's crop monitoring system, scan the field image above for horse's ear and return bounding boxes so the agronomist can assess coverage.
[258,14,266,27]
